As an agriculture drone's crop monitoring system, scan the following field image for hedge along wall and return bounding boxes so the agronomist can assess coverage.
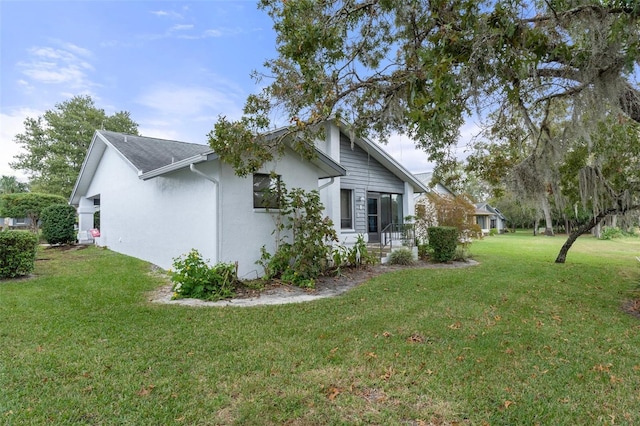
[0,230,39,278]
[428,226,458,262]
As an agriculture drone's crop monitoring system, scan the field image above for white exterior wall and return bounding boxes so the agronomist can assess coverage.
[83,147,218,271]
[217,151,324,279]
[318,122,342,241]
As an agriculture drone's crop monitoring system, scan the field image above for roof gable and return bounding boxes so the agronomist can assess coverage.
[332,120,428,193]
[414,172,456,196]
[99,131,212,174]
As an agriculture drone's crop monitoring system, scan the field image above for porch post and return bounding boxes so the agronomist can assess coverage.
[403,182,414,222]
[77,197,95,244]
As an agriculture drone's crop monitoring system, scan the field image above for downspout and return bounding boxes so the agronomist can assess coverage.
[190,164,221,265]
[318,177,335,190]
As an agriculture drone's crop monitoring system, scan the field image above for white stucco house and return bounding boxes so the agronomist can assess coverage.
[70,120,427,278]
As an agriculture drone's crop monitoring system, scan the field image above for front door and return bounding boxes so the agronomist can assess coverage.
[367,193,380,243]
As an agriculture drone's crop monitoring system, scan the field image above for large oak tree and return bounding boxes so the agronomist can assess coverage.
[210,0,640,262]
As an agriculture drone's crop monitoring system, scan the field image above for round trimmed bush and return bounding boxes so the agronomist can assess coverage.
[41,204,77,245]
[0,230,39,278]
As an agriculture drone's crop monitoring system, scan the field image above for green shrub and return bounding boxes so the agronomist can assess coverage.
[453,245,471,261]
[488,228,499,236]
[170,249,237,301]
[0,230,39,278]
[388,248,414,265]
[331,234,378,273]
[428,226,458,262]
[41,204,77,245]
[600,226,637,240]
[348,234,377,266]
[257,185,338,288]
[417,243,431,260]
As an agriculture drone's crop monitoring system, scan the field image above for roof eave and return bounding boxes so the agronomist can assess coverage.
[139,152,218,180]
[312,149,347,178]
[70,131,106,205]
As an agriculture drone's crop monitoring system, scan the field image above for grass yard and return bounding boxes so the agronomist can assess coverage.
[1,233,640,425]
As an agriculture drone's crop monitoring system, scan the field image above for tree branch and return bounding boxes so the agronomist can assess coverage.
[522,4,638,25]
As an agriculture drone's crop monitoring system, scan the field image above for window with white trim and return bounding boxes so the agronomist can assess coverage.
[253,173,281,209]
[340,189,353,229]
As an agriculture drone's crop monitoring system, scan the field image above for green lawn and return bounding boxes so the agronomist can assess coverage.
[1,233,640,425]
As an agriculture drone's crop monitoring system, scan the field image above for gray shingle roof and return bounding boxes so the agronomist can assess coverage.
[99,131,212,173]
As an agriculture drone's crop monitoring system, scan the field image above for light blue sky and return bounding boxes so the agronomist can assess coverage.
[1,1,473,180]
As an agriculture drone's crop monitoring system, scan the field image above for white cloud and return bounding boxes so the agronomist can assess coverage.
[135,84,245,144]
[382,133,433,174]
[170,24,194,31]
[148,26,236,41]
[18,43,97,90]
[0,108,42,180]
[374,120,484,174]
[137,84,243,118]
[151,9,183,19]
[60,42,93,58]
[136,125,184,142]
[22,65,86,85]
[202,29,223,38]
[17,79,35,92]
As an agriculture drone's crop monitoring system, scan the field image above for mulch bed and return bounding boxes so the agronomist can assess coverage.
[232,259,477,299]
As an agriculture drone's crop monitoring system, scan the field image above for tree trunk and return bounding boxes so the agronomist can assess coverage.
[555,205,640,263]
[541,197,554,236]
[593,222,602,238]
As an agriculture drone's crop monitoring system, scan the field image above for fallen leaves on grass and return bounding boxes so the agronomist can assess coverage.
[326,386,342,401]
[407,333,425,343]
[137,384,155,397]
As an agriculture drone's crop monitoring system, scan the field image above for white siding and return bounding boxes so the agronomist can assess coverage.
[218,150,323,279]
[85,147,218,271]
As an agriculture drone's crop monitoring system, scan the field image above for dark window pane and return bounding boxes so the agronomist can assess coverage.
[340,189,352,229]
[253,173,280,209]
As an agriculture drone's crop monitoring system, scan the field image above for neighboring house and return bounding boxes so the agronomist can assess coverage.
[0,217,31,230]
[70,120,426,278]
[474,202,507,234]
[413,172,456,198]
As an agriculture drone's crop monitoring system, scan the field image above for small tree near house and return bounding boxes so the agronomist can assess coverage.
[415,192,481,244]
[257,182,338,288]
